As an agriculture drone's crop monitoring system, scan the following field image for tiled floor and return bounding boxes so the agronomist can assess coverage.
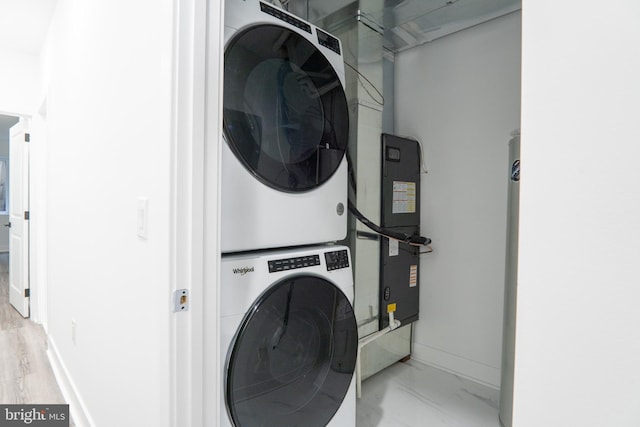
[357,359,501,427]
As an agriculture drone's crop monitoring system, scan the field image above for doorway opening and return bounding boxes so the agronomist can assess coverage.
[0,113,29,318]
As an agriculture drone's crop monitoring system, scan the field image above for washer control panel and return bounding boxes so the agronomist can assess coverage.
[325,249,350,271]
[268,255,320,273]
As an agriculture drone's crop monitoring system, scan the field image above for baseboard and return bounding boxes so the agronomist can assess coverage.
[411,341,501,389]
[47,337,96,427]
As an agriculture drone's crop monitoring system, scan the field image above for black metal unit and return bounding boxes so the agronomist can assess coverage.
[380,226,420,328]
[379,134,421,329]
[381,134,421,228]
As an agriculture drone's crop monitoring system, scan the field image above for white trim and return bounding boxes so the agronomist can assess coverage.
[412,341,501,389]
[28,106,48,328]
[204,0,224,425]
[170,0,209,425]
[47,337,96,427]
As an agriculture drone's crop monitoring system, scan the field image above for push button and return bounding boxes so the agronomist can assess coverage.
[324,250,349,271]
[268,254,320,273]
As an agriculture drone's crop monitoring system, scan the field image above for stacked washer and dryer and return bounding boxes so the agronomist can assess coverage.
[219,1,357,426]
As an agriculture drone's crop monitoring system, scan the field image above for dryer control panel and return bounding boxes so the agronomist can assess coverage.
[316,29,341,54]
[259,2,312,33]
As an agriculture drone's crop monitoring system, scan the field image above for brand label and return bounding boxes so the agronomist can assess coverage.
[1,405,69,426]
[232,267,254,275]
[511,160,520,182]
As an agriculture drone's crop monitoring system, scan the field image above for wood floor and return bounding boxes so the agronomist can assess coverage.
[0,253,69,407]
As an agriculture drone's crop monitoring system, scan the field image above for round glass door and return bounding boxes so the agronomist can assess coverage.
[225,276,357,427]
[223,25,349,192]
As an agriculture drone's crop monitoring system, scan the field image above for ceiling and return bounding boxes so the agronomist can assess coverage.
[0,0,58,55]
[382,0,520,51]
[284,0,521,52]
[0,0,521,56]
[0,115,20,140]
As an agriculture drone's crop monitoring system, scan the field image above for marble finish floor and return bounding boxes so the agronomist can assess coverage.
[357,360,501,427]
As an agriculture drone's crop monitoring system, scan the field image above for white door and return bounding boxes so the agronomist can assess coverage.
[8,122,30,317]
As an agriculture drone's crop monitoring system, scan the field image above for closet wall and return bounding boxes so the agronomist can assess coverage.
[394,12,522,387]
[42,1,176,424]
[514,1,640,425]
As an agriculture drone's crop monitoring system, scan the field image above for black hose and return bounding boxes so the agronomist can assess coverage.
[347,199,431,247]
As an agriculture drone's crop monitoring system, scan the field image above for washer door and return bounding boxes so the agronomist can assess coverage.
[225,276,357,427]
[223,24,349,193]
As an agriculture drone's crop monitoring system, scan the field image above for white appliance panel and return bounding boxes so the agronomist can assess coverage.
[219,245,356,427]
[221,0,349,252]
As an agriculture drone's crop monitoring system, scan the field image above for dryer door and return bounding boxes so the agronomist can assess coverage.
[223,24,349,193]
[225,275,357,427]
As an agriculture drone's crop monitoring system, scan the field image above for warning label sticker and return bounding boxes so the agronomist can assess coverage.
[409,265,418,287]
[389,238,399,257]
[392,181,416,214]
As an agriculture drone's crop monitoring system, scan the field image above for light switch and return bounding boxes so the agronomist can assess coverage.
[137,197,149,239]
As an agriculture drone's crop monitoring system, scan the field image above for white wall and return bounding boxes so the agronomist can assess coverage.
[0,47,40,116]
[514,1,640,426]
[42,0,176,425]
[394,12,521,387]
[0,47,39,252]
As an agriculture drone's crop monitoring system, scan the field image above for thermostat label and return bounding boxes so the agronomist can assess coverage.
[392,181,416,214]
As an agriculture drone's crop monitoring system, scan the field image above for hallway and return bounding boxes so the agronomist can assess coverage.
[0,253,67,405]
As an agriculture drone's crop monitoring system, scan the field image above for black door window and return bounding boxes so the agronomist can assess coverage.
[224,25,349,192]
[225,276,357,427]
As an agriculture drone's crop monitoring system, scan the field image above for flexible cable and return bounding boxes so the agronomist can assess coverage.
[347,199,431,247]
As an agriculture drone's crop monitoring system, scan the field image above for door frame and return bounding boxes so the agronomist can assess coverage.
[3,109,48,325]
[169,0,223,426]
[29,104,48,327]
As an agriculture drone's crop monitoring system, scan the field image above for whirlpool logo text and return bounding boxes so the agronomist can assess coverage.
[233,266,254,275]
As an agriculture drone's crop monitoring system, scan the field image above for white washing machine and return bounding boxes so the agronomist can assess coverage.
[220,245,357,427]
[222,0,350,253]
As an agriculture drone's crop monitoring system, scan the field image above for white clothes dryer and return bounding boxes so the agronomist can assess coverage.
[222,0,349,253]
[220,245,357,427]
